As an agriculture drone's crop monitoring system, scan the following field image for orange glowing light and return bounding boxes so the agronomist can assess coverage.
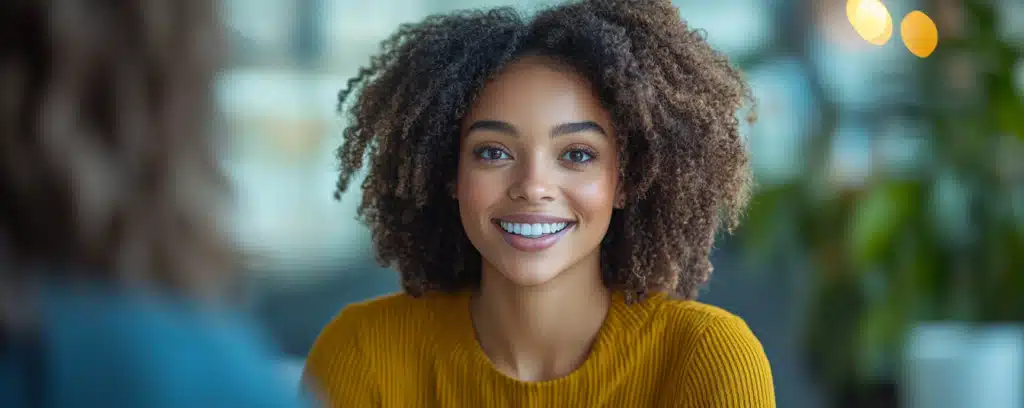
[901,11,939,58]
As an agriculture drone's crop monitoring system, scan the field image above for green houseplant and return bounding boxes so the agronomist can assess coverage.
[738,0,1024,405]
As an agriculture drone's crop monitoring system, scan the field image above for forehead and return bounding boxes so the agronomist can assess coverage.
[463,56,613,130]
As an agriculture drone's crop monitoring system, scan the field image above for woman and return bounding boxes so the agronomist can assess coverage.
[304,0,773,406]
[0,1,309,406]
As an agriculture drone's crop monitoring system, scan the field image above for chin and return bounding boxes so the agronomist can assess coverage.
[499,269,561,288]
[490,257,566,288]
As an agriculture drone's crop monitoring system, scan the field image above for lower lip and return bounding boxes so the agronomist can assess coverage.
[494,222,575,252]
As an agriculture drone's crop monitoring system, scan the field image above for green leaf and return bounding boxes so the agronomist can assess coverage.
[847,182,918,267]
[737,183,800,267]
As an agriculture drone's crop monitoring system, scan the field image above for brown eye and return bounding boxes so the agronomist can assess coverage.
[473,146,511,161]
[562,149,593,163]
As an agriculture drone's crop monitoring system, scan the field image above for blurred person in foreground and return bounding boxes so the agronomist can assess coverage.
[0,1,311,407]
[304,0,774,406]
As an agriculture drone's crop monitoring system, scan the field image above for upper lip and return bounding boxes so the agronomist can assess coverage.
[494,213,576,224]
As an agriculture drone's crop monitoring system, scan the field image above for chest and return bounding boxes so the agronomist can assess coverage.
[374,347,685,408]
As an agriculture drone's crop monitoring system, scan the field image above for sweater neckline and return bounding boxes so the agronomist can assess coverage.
[451,290,665,388]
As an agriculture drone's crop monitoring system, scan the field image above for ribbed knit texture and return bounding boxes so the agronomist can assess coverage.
[303,291,775,407]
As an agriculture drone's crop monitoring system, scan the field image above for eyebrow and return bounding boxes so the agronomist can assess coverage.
[466,120,607,138]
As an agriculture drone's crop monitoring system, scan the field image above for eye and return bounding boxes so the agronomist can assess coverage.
[562,149,594,163]
[474,146,511,161]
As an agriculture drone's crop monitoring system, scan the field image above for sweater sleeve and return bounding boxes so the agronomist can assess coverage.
[669,314,776,408]
[302,304,380,408]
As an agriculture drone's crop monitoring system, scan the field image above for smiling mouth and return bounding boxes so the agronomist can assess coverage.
[493,220,577,238]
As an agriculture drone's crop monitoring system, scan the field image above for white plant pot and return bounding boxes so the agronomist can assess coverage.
[903,323,1024,408]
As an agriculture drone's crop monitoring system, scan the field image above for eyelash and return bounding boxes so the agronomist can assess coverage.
[471,144,598,168]
[472,145,512,162]
[561,145,597,167]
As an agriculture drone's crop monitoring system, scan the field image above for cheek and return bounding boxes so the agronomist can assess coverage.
[569,173,618,217]
[456,164,503,216]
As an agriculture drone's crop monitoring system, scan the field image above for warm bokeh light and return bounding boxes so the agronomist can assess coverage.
[901,11,939,58]
[867,8,893,45]
[846,0,892,45]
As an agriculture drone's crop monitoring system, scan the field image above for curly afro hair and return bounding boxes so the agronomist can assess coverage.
[334,0,754,301]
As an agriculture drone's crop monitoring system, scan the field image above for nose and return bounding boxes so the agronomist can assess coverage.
[508,153,556,203]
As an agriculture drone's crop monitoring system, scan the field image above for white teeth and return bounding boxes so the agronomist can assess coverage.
[498,221,570,237]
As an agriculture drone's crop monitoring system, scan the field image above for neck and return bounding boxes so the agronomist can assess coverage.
[470,255,611,382]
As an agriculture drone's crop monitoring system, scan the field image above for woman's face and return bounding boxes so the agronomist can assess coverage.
[456,56,620,288]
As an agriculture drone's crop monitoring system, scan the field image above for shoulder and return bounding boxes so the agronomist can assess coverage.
[649,296,775,406]
[338,291,450,321]
[303,292,461,404]
[653,296,768,366]
[40,288,307,408]
[655,296,750,331]
[310,291,456,349]
[656,297,760,347]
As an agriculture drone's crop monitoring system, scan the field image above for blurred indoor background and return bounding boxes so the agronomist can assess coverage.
[215,0,1024,407]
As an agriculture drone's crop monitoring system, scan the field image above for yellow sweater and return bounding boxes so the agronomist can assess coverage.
[303,291,775,407]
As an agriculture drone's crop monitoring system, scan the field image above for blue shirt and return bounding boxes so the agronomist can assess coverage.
[0,285,311,408]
